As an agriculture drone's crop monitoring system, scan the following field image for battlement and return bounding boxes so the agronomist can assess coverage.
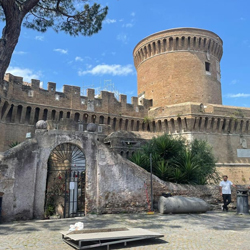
[1,73,152,117]
[133,27,223,69]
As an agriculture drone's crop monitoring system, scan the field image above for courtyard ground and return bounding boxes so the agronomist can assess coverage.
[0,211,250,250]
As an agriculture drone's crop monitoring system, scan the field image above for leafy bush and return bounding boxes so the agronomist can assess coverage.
[129,134,219,185]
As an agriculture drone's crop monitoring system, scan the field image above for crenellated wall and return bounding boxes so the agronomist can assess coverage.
[0,74,152,151]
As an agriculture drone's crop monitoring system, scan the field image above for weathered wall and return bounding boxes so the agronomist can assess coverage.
[0,139,39,221]
[1,128,248,222]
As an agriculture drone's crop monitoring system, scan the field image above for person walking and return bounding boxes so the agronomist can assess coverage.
[219,175,236,211]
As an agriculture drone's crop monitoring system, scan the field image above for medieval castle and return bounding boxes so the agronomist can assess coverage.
[1,27,250,184]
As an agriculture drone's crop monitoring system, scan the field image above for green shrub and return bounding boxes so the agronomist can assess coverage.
[129,134,219,185]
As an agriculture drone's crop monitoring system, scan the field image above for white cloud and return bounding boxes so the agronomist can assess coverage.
[116,33,129,44]
[123,23,134,28]
[35,36,44,41]
[13,51,27,55]
[78,64,134,76]
[75,56,83,62]
[230,79,239,85]
[131,12,136,17]
[7,66,42,81]
[104,18,117,24]
[226,93,250,98]
[54,48,68,54]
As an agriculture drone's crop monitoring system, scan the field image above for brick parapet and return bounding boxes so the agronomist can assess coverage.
[133,27,223,68]
[1,73,151,118]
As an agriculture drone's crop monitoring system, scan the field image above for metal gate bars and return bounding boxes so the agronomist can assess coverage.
[45,143,86,218]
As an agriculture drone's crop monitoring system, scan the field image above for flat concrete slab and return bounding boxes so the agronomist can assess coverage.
[61,228,164,249]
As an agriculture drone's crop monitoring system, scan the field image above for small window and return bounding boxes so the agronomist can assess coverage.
[98,126,103,133]
[81,98,85,104]
[55,94,60,100]
[51,87,54,91]
[28,90,34,97]
[205,62,210,72]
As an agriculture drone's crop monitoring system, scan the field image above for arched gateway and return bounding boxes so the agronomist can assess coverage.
[45,143,86,218]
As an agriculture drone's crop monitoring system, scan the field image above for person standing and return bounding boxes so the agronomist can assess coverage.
[219,175,236,211]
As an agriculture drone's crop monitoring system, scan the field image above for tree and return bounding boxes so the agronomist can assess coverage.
[129,134,219,185]
[0,0,108,83]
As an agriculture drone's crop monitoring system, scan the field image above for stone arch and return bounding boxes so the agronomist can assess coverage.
[157,120,162,132]
[175,37,179,50]
[43,109,48,121]
[169,37,173,50]
[163,38,167,51]
[131,120,134,131]
[34,107,40,124]
[99,115,104,124]
[164,119,169,133]
[91,115,96,123]
[107,117,111,125]
[5,104,14,122]
[16,105,23,123]
[119,118,123,130]
[193,37,197,49]
[152,42,156,55]
[157,40,161,53]
[113,117,117,131]
[136,120,140,131]
[83,113,88,123]
[142,122,145,131]
[74,112,80,122]
[125,119,128,131]
[1,101,9,119]
[45,142,86,218]
[170,118,175,133]
[25,106,32,124]
[152,121,156,132]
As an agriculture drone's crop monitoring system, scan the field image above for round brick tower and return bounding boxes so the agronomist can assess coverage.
[133,28,223,107]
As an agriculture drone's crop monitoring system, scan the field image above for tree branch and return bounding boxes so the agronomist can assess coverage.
[21,0,40,16]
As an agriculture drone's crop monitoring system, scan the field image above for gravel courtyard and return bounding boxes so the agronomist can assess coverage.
[0,211,250,250]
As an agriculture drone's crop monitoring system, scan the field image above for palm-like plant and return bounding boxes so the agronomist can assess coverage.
[129,134,219,185]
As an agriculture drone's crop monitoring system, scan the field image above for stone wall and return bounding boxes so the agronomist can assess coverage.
[1,128,248,222]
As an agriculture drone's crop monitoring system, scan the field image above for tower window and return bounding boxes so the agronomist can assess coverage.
[205,62,210,72]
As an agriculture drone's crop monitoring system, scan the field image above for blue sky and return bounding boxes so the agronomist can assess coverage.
[2,0,250,107]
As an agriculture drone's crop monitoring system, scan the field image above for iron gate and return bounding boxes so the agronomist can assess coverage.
[45,143,86,218]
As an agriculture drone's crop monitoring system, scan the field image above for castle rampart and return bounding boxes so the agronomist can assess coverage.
[0,73,153,151]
